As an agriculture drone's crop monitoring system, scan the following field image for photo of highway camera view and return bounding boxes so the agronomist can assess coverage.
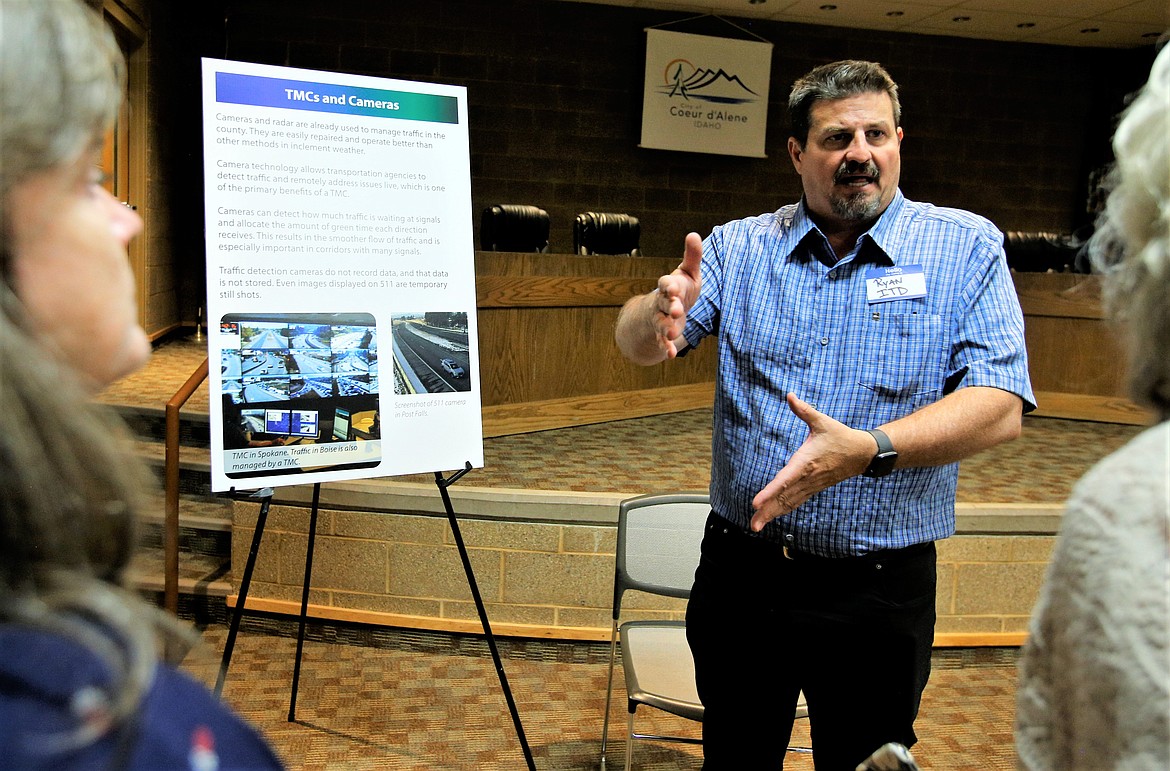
[219,312,380,478]
[390,312,471,394]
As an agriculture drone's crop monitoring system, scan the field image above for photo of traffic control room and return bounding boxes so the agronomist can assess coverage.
[219,312,380,457]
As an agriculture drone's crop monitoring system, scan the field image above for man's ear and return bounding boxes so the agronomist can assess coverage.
[787,136,803,172]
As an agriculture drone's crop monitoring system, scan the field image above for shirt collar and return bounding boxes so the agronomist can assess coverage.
[784,189,906,268]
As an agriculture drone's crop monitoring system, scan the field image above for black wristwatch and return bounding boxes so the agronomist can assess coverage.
[863,428,898,478]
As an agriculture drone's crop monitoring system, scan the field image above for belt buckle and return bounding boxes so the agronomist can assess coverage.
[782,544,794,560]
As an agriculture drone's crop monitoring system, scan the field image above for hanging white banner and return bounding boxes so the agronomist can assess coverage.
[640,29,772,158]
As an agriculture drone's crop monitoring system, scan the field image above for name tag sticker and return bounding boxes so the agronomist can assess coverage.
[865,265,926,303]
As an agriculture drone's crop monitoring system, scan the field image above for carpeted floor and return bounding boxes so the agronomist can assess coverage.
[178,611,1019,770]
[105,334,1144,769]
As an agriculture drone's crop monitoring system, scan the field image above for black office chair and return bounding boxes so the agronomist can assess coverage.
[1002,231,1079,272]
[574,211,641,256]
[480,204,550,252]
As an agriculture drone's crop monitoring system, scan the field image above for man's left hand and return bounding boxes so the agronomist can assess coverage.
[750,393,874,532]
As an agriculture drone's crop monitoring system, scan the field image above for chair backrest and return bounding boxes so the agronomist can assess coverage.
[574,211,641,256]
[613,493,710,615]
[480,204,550,252]
[1003,230,1078,272]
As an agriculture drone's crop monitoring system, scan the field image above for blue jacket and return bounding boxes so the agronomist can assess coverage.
[0,626,284,770]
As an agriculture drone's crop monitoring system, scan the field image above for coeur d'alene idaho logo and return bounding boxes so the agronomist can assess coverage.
[658,58,760,104]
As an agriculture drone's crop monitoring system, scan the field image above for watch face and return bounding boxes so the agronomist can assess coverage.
[865,451,898,478]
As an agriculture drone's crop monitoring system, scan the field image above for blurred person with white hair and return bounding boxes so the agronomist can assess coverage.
[1015,41,1170,770]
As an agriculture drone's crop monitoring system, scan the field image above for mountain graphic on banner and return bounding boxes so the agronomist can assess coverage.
[661,67,759,104]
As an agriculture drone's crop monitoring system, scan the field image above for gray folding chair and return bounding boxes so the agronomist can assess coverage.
[599,492,809,769]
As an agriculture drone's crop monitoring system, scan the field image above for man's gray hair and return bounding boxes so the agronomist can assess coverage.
[788,60,901,146]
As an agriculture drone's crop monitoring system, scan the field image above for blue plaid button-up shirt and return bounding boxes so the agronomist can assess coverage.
[682,190,1036,556]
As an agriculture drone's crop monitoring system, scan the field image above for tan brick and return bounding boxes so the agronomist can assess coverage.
[558,606,617,630]
[562,524,617,555]
[448,518,560,552]
[230,527,281,585]
[1009,536,1057,563]
[502,551,612,608]
[935,562,956,616]
[954,563,1048,615]
[936,535,1004,563]
[332,510,447,543]
[389,543,502,601]
[278,534,388,593]
[233,502,329,535]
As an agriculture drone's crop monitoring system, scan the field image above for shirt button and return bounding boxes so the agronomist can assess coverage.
[820,336,829,345]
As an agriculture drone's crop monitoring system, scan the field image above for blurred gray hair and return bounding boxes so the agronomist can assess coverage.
[0,0,124,198]
[1089,44,1170,418]
[788,60,902,147]
[0,0,193,754]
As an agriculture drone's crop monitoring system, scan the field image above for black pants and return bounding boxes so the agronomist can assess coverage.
[686,512,937,771]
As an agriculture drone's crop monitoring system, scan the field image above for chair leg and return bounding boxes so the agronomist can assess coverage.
[599,620,620,768]
[625,708,635,771]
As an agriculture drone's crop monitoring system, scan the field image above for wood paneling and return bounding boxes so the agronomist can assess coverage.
[474,252,717,432]
[1013,272,1151,424]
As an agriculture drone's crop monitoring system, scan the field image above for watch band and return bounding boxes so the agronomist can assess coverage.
[863,428,898,478]
[866,428,894,456]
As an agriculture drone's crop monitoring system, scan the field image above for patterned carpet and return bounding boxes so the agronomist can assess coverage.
[98,334,1145,502]
[178,610,1019,770]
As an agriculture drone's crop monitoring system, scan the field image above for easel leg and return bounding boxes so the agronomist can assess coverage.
[435,464,537,771]
[215,488,274,699]
[288,481,322,721]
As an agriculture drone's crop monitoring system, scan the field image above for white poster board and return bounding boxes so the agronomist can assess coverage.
[201,58,482,492]
[640,29,772,157]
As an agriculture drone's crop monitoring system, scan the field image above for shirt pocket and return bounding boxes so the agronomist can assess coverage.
[855,312,945,401]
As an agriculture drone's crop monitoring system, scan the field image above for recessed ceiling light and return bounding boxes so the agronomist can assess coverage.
[1017,22,1035,29]
[1080,27,1100,34]
[886,11,904,17]
[748,0,767,5]
[819,4,837,11]
[952,16,971,22]
[1142,31,1161,38]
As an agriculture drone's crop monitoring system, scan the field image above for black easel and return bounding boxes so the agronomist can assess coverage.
[287,481,322,720]
[214,487,274,698]
[435,463,536,771]
[214,471,536,770]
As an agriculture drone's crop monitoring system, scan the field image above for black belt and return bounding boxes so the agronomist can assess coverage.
[781,538,933,565]
[706,512,933,565]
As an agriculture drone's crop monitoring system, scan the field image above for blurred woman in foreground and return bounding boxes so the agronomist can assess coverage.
[0,1,282,767]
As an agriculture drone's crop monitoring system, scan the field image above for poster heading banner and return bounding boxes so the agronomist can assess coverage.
[216,72,459,123]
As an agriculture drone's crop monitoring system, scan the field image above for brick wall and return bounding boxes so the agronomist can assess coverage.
[231,501,1056,643]
[198,0,1155,261]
